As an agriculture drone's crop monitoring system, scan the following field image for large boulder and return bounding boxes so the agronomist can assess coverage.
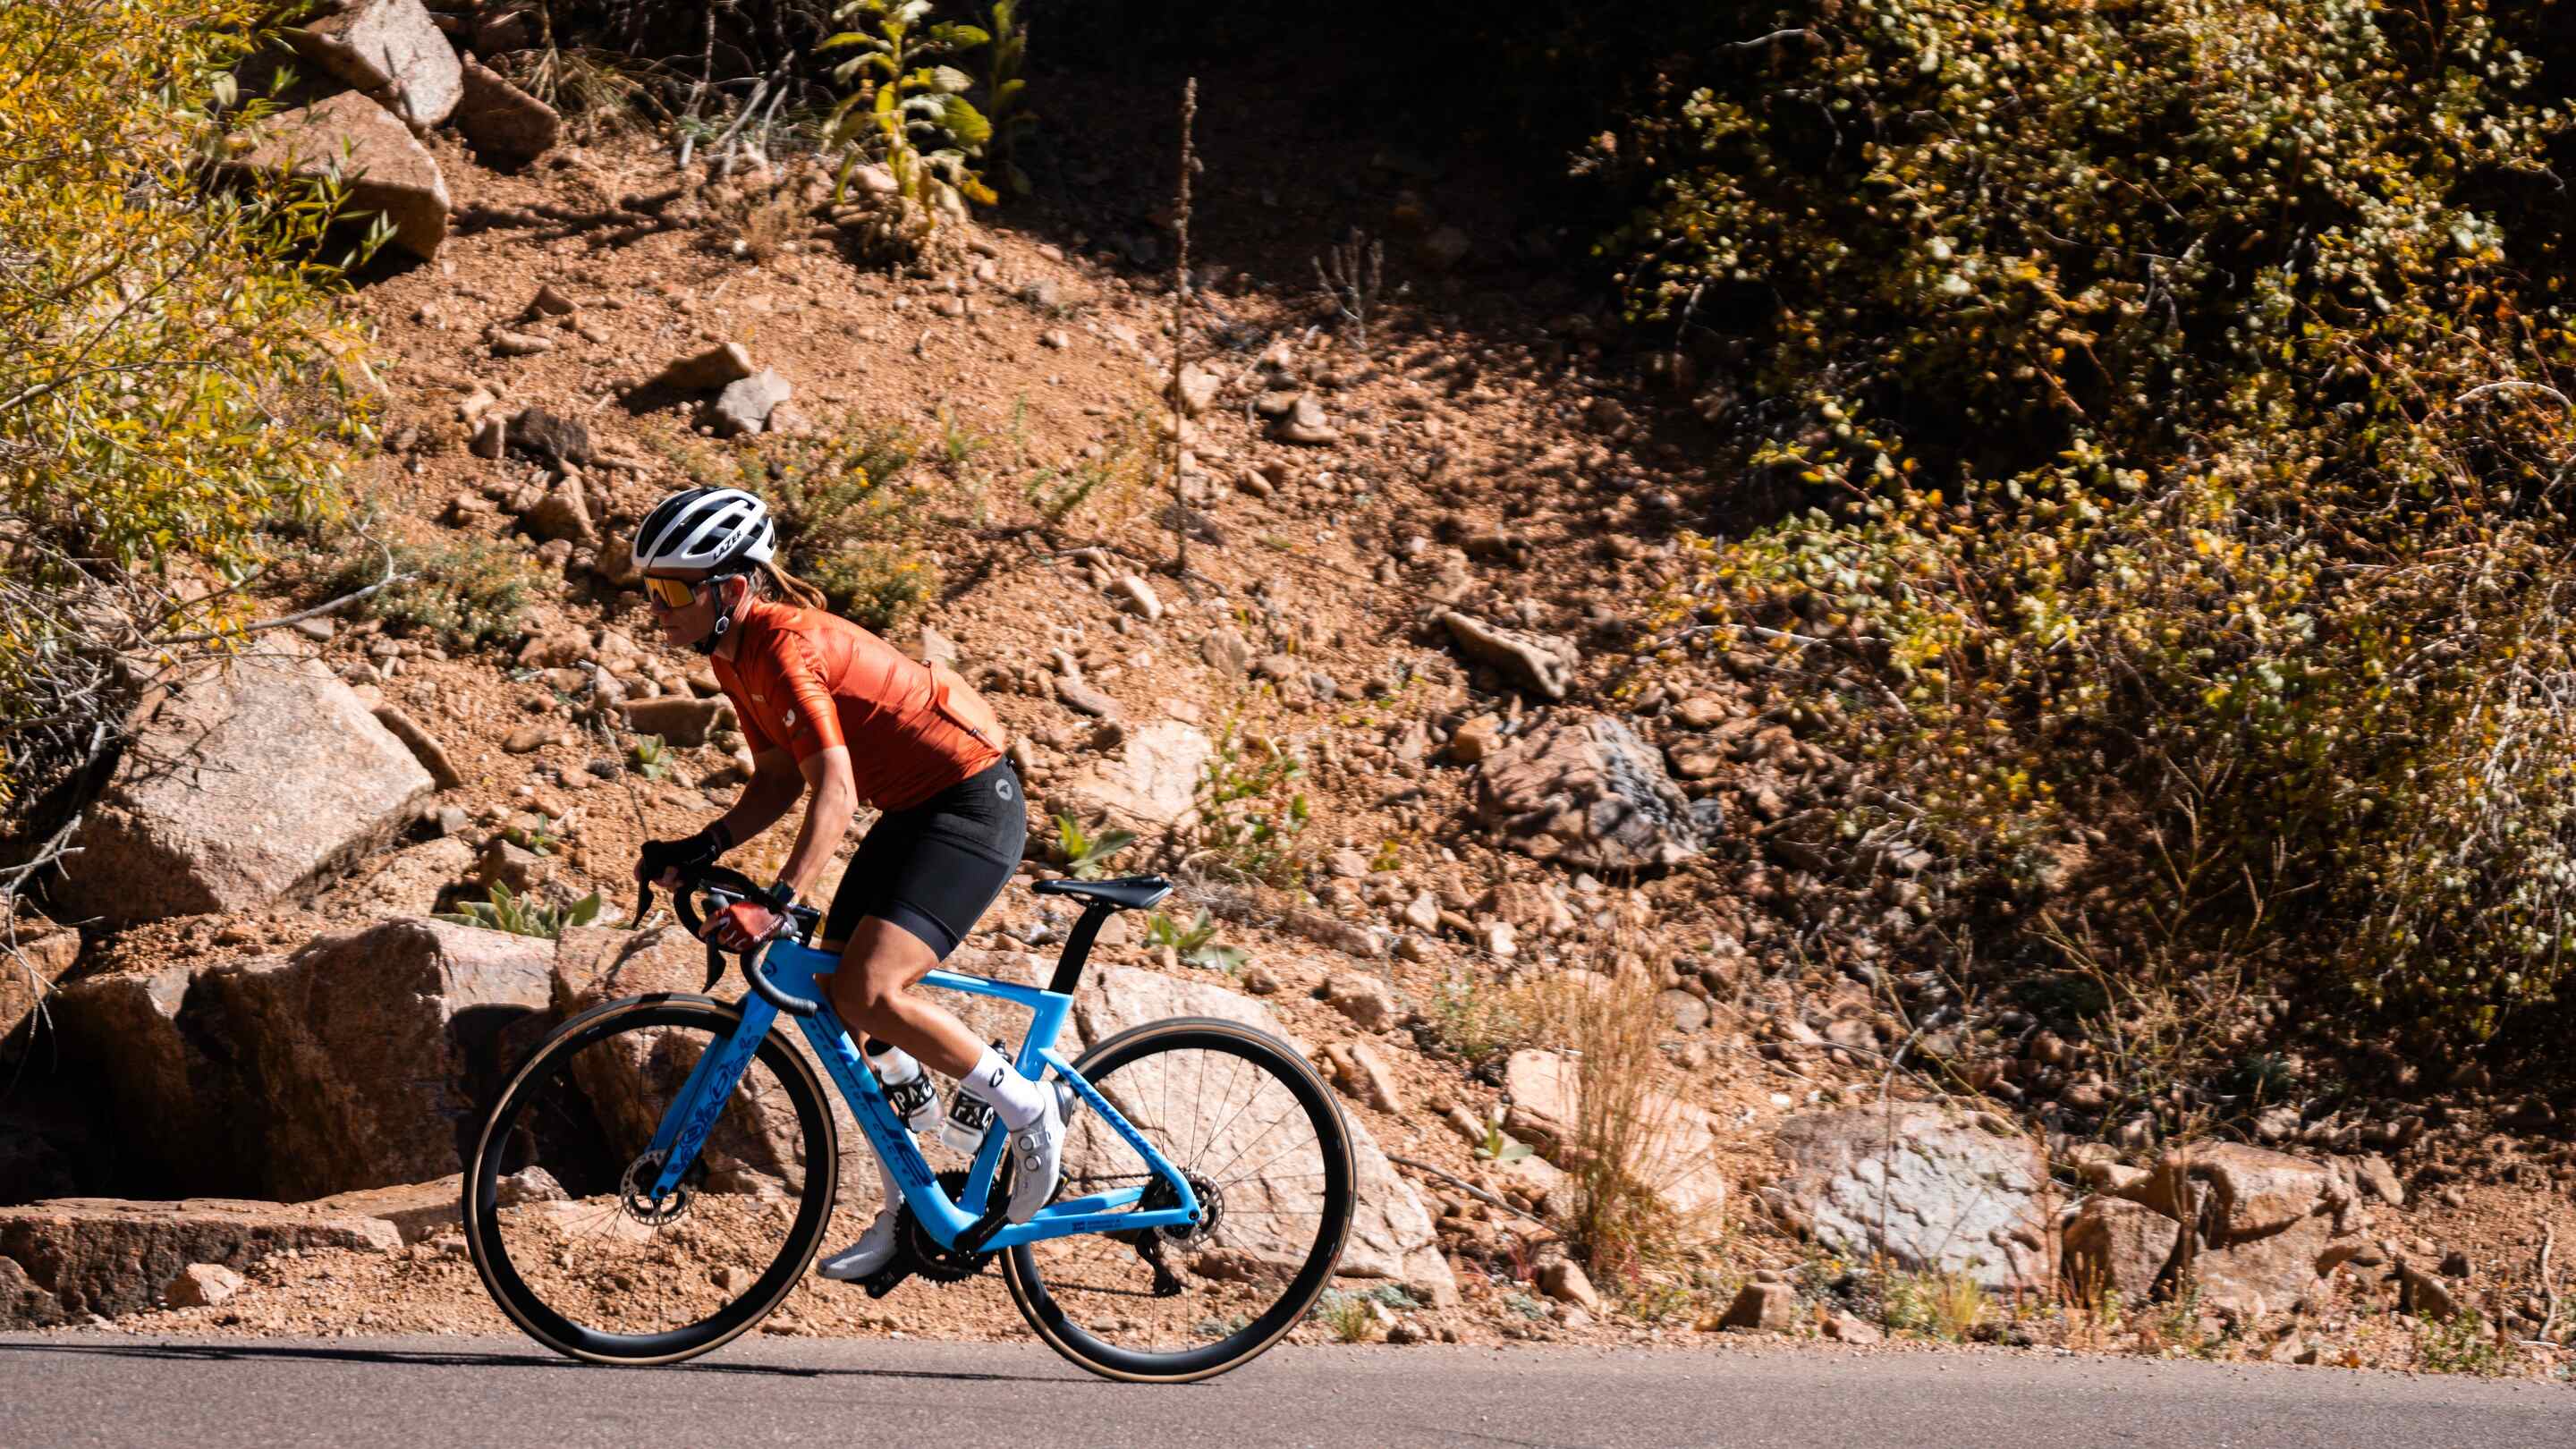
[55,651,435,928]
[1766,1104,2056,1293]
[206,919,554,1199]
[0,1198,398,1326]
[287,0,463,129]
[52,920,551,1199]
[1048,720,1213,832]
[2170,1145,2357,1318]
[231,91,452,260]
[1473,712,1716,872]
[1072,964,1457,1305]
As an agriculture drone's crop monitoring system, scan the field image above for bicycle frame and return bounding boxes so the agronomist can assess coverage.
[637,936,1202,1254]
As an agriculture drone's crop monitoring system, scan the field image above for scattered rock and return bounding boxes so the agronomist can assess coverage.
[1719,1281,1799,1332]
[1199,627,1252,677]
[1435,609,1577,700]
[645,343,756,394]
[501,725,552,754]
[468,414,506,458]
[1112,575,1164,623]
[2061,1195,2183,1309]
[1053,674,1122,720]
[54,652,435,927]
[231,91,451,260]
[1173,362,1220,417]
[1824,1311,1882,1344]
[521,478,597,546]
[165,1262,243,1309]
[2397,1260,2460,1320]
[1271,394,1341,446]
[1446,714,1502,764]
[352,835,477,916]
[489,329,554,357]
[1323,973,1402,1031]
[708,370,792,437]
[454,54,559,160]
[508,407,592,468]
[1473,712,1715,873]
[370,705,464,791]
[1289,910,1386,962]
[2356,1154,2405,1208]
[618,696,736,747]
[1537,1258,1602,1311]
[287,0,462,129]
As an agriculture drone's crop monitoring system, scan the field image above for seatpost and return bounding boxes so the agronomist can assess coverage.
[1048,902,1116,994]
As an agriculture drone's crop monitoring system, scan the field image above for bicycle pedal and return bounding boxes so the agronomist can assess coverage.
[860,1264,912,1300]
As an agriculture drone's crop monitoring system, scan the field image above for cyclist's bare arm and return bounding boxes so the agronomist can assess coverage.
[765,745,857,902]
[709,745,809,849]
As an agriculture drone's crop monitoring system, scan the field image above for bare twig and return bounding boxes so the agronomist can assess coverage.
[1167,77,1198,592]
[1387,1153,1554,1228]
[148,542,409,648]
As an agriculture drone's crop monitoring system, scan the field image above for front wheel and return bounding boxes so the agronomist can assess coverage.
[1003,1017,1355,1382]
[463,995,839,1365]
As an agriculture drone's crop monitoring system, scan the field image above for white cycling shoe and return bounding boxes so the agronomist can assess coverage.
[816,1205,901,1281]
[1005,1081,1077,1224]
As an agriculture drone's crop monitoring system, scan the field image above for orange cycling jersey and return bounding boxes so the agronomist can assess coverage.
[711,597,1005,812]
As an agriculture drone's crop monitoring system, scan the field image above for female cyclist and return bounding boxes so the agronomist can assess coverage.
[624,485,1064,1282]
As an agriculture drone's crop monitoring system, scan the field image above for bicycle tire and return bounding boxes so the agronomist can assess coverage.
[464,994,838,1365]
[1002,1017,1355,1383]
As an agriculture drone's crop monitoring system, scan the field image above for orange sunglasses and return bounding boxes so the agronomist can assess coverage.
[643,575,700,608]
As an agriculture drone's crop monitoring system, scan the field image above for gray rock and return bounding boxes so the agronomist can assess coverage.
[230,91,450,259]
[54,652,434,927]
[1472,712,1711,873]
[288,0,462,129]
[521,478,597,546]
[708,369,792,437]
[2061,1195,2183,1309]
[1768,1104,2055,1292]
[1199,627,1252,677]
[1720,1281,1799,1331]
[454,54,559,160]
[1112,575,1164,623]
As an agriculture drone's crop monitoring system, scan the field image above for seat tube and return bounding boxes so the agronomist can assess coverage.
[1048,903,1114,994]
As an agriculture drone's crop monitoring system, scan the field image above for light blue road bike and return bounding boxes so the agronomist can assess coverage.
[463,866,1354,1381]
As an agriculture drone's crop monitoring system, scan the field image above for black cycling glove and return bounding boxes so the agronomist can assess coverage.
[637,819,735,884]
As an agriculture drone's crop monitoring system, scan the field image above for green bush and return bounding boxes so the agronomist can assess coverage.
[333,542,534,651]
[1624,1,2576,1041]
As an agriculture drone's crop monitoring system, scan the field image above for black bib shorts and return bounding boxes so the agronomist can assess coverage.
[822,758,1028,959]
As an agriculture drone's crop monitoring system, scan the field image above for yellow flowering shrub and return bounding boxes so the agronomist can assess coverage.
[0,0,369,801]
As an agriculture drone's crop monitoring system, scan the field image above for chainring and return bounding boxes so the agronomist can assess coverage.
[898,1170,996,1283]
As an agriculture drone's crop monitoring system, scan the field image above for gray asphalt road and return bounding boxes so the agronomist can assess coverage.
[1,1334,2564,1448]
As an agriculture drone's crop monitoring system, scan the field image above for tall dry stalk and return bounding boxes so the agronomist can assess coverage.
[1551,950,1715,1289]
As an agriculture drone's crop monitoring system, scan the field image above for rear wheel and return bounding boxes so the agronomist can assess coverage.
[464,996,837,1365]
[1002,1018,1354,1382]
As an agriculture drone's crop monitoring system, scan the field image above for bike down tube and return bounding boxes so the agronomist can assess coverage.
[646,988,781,1202]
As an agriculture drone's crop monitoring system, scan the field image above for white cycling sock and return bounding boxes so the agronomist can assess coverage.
[961,1045,1046,1131]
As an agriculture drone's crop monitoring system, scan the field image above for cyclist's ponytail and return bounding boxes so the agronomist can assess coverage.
[755,558,830,612]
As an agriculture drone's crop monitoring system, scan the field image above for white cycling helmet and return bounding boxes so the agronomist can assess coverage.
[631,487,777,577]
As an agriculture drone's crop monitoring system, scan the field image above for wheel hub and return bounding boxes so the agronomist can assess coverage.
[619,1150,694,1225]
[1151,1173,1223,1247]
